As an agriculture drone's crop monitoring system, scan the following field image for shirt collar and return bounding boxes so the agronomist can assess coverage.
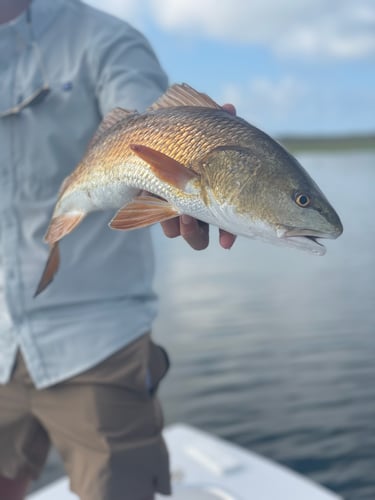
[0,0,66,117]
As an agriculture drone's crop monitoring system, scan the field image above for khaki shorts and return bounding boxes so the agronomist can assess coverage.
[0,333,171,499]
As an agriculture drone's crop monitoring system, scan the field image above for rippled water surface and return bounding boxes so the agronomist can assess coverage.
[152,150,375,500]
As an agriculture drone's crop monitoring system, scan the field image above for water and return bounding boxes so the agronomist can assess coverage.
[33,150,375,499]
[152,150,375,500]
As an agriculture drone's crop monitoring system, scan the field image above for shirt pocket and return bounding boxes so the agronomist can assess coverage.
[18,72,101,201]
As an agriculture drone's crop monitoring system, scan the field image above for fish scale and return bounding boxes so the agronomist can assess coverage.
[80,107,253,179]
[34,83,342,296]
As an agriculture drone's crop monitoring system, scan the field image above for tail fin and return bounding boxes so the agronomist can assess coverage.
[34,212,84,297]
[34,243,60,296]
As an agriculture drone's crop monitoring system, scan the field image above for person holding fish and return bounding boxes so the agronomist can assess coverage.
[0,1,240,500]
[0,1,343,499]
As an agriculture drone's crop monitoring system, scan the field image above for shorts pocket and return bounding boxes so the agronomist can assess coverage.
[147,342,170,396]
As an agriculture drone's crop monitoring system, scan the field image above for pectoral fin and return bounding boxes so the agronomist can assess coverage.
[109,195,179,230]
[130,144,199,190]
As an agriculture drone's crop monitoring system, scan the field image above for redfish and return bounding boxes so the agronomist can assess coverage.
[35,84,343,295]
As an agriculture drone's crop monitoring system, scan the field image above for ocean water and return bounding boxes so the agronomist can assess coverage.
[33,150,375,499]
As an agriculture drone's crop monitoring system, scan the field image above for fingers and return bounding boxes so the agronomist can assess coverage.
[160,216,208,250]
[219,229,237,249]
[161,216,236,250]
[160,217,181,238]
[222,103,236,116]
[179,215,209,250]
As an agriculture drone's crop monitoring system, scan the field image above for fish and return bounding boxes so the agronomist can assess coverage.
[35,83,343,296]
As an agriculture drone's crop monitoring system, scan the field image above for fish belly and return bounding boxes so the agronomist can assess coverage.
[57,183,140,216]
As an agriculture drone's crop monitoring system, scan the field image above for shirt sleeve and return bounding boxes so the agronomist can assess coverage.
[87,16,169,116]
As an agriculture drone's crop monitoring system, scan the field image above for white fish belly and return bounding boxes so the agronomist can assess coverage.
[57,183,140,215]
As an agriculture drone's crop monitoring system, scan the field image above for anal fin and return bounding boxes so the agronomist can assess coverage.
[109,195,179,231]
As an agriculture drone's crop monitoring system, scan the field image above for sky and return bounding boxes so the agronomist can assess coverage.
[84,0,375,136]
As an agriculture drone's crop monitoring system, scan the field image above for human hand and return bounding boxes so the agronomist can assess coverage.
[160,103,237,250]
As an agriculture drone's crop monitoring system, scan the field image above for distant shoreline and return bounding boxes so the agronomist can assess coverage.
[278,134,375,152]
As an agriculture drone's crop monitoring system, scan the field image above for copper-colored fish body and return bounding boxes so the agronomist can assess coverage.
[35,83,343,295]
[58,106,256,205]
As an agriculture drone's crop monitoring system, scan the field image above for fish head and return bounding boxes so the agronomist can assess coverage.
[199,143,343,255]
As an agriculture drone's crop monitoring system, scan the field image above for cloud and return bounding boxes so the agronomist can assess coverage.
[221,77,308,133]
[220,74,375,135]
[149,0,375,59]
[82,0,375,134]
[84,0,375,59]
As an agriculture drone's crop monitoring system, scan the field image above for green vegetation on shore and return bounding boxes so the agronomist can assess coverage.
[278,134,375,153]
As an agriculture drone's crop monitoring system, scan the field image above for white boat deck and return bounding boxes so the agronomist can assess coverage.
[28,424,342,500]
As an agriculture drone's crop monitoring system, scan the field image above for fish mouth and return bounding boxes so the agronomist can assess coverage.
[284,228,342,239]
[279,228,340,256]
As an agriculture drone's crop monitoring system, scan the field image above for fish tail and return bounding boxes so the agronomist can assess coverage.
[34,242,60,297]
[34,212,85,296]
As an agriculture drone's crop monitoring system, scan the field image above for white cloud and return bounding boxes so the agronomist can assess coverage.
[149,0,375,59]
[220,74,375,135]
[84,0,375,59]
[221,77,308,133]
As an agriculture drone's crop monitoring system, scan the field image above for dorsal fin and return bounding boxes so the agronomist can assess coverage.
[148,83,222,111]
[88,107,136,148]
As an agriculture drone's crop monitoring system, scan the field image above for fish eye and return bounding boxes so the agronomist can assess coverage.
[295,193,311,208]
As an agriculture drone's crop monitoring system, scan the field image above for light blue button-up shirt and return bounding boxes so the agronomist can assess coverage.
[0,0,168,388]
